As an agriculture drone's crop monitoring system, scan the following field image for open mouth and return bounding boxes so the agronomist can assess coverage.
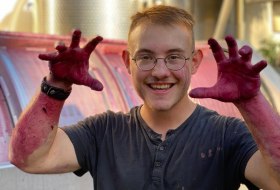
[149,84,173,90]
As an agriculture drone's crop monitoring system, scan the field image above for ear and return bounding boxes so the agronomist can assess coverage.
[190,49,203,74]
[122,50,132,74]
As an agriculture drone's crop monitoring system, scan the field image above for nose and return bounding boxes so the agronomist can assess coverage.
[151,58,170,78]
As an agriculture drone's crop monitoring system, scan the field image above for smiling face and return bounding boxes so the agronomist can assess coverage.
[123,23,201,112]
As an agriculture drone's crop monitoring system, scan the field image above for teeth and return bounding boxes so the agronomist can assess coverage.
[150,84,171,90]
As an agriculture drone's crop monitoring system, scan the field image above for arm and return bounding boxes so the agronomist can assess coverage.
[9,30,103,173]
[236,93,280,189]
[189,36,280,188]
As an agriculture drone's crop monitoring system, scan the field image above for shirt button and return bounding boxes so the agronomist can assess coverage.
[155,161,162,167]
[159,146,165,151]
[150,134,156,139]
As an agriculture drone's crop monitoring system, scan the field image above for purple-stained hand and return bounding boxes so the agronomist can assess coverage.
[38,29,104,91]
[189,35,267,102]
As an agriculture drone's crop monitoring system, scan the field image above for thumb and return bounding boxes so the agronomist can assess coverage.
[189,87,217,99]
[84,78,104,91]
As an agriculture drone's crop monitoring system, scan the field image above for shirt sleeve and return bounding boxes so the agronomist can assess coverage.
[224,117,259,189]
[62,113,107,177]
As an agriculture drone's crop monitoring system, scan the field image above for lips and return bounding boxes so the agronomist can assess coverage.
[149,83,173,90]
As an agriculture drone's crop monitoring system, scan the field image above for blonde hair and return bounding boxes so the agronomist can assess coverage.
[129,5,195,45]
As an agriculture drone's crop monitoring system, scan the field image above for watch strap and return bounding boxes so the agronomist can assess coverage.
[41,77,71,101]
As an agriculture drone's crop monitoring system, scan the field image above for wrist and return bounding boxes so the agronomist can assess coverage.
[46,74,72,91]
[234,92,265,109]
[41,77,72,101]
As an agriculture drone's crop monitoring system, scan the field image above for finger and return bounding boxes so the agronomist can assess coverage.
[208,38,226,63]
[83,36,103,54]
[70,29,82,48]
[189,87,217,99]
[238,45,252,62]
[225,35,239,58]
[55,41,67,53]
[252,60,267,74]
[38,52,58,61]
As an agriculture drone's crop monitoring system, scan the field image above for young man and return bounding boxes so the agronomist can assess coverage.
[9,5,280,190]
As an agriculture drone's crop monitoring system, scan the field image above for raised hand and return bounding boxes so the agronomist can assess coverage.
[39,29,104,91]
[189,35,267,102]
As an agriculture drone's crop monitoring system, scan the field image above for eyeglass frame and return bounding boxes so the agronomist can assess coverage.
[131,50,195,71]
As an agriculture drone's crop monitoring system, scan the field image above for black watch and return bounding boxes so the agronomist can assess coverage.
[41,77,71,101]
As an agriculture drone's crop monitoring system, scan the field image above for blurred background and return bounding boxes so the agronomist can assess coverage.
[0,0,279,190]
[0,0,280,71]
[0,0,280,54]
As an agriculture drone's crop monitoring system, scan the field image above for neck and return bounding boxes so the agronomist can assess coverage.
[140,96,197,138]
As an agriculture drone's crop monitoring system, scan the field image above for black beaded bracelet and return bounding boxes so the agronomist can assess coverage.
[41,77,71,101]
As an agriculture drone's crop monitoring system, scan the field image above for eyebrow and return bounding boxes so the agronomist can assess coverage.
[134,49,154,55]
[166,48,186,54]
[135,48,187,55]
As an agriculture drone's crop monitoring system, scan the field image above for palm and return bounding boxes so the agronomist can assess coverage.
[38,30,103,91]
[189,36,267,102]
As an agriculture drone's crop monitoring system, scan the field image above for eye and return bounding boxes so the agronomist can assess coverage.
[167,54,183,61]
[136,54,153,61]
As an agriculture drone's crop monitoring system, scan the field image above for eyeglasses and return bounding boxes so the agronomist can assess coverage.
[131,52,194,71]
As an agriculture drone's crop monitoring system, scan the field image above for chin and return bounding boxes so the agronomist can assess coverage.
[149,102,174,112]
